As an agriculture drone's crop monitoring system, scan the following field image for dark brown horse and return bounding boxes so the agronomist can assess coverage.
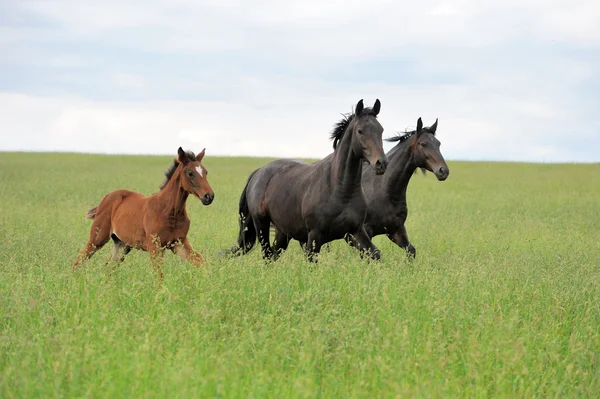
[348,117,448,258]
[225,99,389,262]
[73,147,215,278]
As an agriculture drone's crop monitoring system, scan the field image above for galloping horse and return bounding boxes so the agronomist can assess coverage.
[348,117,449,258]
[225,99,389,262]
[73,147,215,278]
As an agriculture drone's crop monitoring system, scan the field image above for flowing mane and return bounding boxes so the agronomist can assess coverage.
[385,125,436,143]
[329,106,378,150]
[159,149,197,190]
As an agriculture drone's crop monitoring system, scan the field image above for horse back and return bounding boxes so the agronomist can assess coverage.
[95,189,146,226]
[246,159,315,238]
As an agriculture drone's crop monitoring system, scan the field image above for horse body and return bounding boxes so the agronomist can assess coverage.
[227,99,388,262]
[73,147,214,278]
[88,188,191,251]
[250,155,367,244]
[353,118,449,258]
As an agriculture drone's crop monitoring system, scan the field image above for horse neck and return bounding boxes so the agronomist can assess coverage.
[384,140,418,203]
[156,173,189,217]
[332,127,363,196]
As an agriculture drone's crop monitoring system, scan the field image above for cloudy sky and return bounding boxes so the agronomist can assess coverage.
[1,0,599,162]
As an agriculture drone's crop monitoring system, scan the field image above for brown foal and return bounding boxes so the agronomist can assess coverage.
[73,147,215,278]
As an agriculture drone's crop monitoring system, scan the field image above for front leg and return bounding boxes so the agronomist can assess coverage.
[351,227,381,261]
[147,234,165,279]
[172,238,206,267]
[305,231,324,263]
[387,225,416,259]
[345,233,359,249]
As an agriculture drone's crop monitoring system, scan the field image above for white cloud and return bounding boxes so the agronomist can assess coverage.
[1,72,597,162]
[1,0,599,162]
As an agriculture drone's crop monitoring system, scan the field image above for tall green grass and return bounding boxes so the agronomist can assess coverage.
[1,152,599,398]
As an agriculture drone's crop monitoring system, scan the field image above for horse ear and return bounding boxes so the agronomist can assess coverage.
[372,99,381,116]
[355,99,364,115]
[196,148,206,162]
[177,147,189,165]
[429,118,438,134]
[416,117,423,132]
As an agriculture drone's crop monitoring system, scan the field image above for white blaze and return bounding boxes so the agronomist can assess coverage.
[195,166,203,177]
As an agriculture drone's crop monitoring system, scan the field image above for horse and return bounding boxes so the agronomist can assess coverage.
[224,98,389,262]
[72,147,215,278]
[347,117,449,258]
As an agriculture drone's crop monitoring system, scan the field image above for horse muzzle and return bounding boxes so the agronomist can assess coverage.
[373,157,388,175]
[200,192,215,205]
[434,165,449,181]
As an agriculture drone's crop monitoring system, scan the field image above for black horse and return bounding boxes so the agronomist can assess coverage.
[226,99,389,262]
[348,117,449,258]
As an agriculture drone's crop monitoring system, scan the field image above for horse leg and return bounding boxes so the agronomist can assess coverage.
[387,225,416,259]
[305,231,324,263]
[255,217,275,261]
[345,233,359,249]
[105,234,131,265]
[147,234,165,279]
[172,238,205,268]
[351,227,382,261]
[73,217,111,269]
[272,228,291,260]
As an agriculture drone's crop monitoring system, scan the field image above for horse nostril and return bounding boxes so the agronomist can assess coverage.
[439,167,445,175]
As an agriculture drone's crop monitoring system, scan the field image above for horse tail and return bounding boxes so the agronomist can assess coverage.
[85,206,98,220]
[221,169,259,256]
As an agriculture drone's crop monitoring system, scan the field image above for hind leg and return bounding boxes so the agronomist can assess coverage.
[73,218,112,268]
[272,228,291,260]
[105,234,132,265]
[255,217,275,261]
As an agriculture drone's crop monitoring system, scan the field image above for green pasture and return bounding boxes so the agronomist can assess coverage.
[1,152,599,397]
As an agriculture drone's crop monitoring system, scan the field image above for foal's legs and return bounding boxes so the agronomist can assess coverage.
[387,225,416,258]
[106,234,131,265]
[172,238,205,267]
[147,234,165,279]
[73,216,112,268]
[350,227,381,261]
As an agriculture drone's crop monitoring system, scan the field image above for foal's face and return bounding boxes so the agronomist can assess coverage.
[412,118,449,181]
[177,147,215,205]
[352,99,388,175]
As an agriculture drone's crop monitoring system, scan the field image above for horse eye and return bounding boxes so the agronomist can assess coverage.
[420,142,427,147]
[357,129,364,135]
[187,170,194,178]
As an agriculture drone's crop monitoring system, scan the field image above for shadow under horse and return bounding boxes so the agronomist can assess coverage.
[73,147,215,278]
[225,99,389,262]
[348,117,449,258]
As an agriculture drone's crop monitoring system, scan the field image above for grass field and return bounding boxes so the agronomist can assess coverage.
[1,152,599,398]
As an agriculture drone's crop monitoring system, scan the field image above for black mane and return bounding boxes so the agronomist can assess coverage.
[159,149,196,190]
[385,126,436,143]
[329,107,377,150]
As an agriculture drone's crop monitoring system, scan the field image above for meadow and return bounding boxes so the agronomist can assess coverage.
[0,152,599,398]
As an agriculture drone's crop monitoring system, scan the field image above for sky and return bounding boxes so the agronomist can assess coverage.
[1,0,599,162]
